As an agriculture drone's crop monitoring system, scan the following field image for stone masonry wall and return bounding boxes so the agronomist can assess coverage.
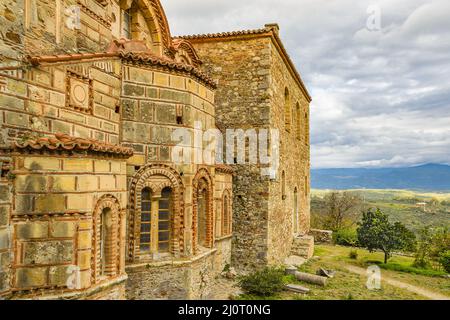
[190,37,273,272]
[126,242,231,300]
[0,59,122,149]
[0,159,12,297]
[266,36,311,265]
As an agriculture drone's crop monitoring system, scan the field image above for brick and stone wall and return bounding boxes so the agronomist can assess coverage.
[8,153,128,299]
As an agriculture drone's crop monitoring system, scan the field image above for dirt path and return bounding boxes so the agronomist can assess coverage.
[344,264,450,300]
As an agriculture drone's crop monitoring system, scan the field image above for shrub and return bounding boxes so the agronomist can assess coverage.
[333,228,358,247]
[349,250,358,260]
[439,251,450,273]
[238,267,285,297]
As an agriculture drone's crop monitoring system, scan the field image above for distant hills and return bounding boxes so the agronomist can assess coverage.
[311,164,450,191]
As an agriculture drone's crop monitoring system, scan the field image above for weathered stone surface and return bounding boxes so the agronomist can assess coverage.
[284,255,306,267]
[15,267,48,288]
[16,222,49,240]
[23,240,73,265]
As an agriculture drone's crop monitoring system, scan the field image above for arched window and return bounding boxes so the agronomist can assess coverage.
[284,88,291,132]
[158,187,172,253]
[122,7,132,39]
[282,171,286,200]
[93,196,121,283]
[140,188,152,252]
[296,103,301,140]
[192,168,214,253]
[222,192,231,236]
[293,188,299,235]
[197,183,208,247]
[100,207,111,276]
[305,111,310,146]
[139,187,173,254]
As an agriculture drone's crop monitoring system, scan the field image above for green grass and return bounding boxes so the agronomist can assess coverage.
[314,245,450,297]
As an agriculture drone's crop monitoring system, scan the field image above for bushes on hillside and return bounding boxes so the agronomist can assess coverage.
[333,228,359,247]
[439,251,450,273]
[238,267,285,297]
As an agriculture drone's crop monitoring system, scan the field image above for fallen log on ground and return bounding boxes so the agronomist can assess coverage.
[285,284,310,294]
[294,271,327,286]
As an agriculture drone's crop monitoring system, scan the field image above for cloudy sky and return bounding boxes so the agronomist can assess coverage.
[164,0,450,169]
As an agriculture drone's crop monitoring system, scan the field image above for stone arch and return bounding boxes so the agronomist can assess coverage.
[92,195,122,283]
[120,0,172,55]
[284,88,291,131]
[128,163,185,260]
[221,189,232,236]
[172,39,202,67]
[192,167,214,253]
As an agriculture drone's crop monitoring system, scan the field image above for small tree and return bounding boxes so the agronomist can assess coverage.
[322,191,363,231]
[357,209,416,264]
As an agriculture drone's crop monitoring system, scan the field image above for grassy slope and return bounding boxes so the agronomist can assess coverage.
[311,189,450,232]
[237,245,449,300]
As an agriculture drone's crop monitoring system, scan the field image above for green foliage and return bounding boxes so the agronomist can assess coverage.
[349,250,358,260]
[375,262,447,277]
[238,267,285,297]
[333,228,359,247]
[357,208,416,263]
[414,227,450,269]
[439,251,450,273]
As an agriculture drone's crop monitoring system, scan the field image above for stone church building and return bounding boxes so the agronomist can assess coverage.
[0,0,312,299]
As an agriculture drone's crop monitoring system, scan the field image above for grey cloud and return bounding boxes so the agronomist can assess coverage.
[163,0,450,168]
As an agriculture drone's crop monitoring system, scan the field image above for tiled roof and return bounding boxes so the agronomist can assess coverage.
[176,27,270,40]
[27,39,217,89]
[13,133,134,157]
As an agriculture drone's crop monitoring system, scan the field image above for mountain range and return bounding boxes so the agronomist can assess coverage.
[311,164,450,191]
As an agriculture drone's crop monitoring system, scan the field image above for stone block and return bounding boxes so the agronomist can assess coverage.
[99,175,116,190]
[77,231,92,250]
[0,185,10,202]
[67,194,93,211]
[93,160,110,174]
[52,120,72,135]
[154,72,169,86]
[0,228,10,250]
[51,176,76,192]
[129,67,152,83]
[123,83,145,97]
[15,267,48,288]
[0,205,9,226]
[77,175,98,191]
[64,159,93,172]
[50,221,76,238]
[60,110,86,124]
[0,94,25,110]
[5,112,29,127]
[110,161,121,174]
[14,195,34,214]
[15,175,47,192]
[23,240,73,265]
[35,194,65,212]
[24,157,60,171]
[49,265,70,287]
[127,155,146,166]
[16,221,49,239]
[77,250,91,270]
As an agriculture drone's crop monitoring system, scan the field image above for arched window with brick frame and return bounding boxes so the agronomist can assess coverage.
[92,195,121,283]
[284,88,291,132]
[128,164,184,261]
[222,190,232,236]
[192,168,214,253]
[296,102,302,140]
